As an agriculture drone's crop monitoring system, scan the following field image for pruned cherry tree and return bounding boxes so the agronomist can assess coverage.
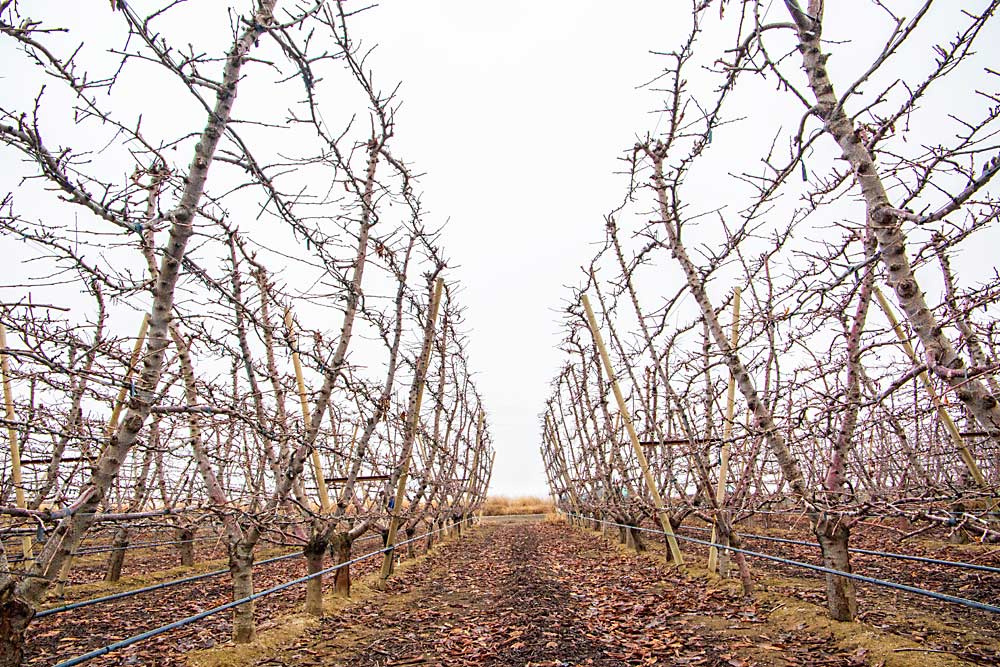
[541,0,998,622]
[0,1,493,664]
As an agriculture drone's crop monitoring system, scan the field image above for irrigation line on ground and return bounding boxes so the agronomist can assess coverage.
[674,524,1000,575]
[657,505,999,520]
[567,513,1000,615]
[74,535,220,556]
[51,524,454,667]
[7,536,221,564]
[37,534,382,618]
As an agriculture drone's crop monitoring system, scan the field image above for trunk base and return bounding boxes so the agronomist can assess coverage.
[816,518,857,621]
[331,534,352,598]
[177,527,196,567]
[104,528,130,583]
[0,582,35,667]
[228,544,257,644]
[304,535,327,617]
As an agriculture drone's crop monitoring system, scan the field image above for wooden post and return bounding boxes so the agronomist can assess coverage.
[285,308,332,513]
[874,288,987,488]
[0,323,33,562]
[709,287,740,574]
[106,314,150,438]
[51,315,150,589]
[544,412,581,515]
[462,411,484,527]
[380,277,444,581]
[581,294,684,565]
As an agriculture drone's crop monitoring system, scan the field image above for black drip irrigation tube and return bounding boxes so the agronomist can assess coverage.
[37,534,381,618]
[74,535,220,556]
[658,505,1000,521]
[568,513,1000,615]
[6,536,221,564]
[674,524,1000,575]
[50,526,451,667]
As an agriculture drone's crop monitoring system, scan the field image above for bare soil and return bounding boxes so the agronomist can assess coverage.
[255,522,867,666]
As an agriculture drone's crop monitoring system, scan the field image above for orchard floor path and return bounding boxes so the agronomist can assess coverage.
[248,520,871,667]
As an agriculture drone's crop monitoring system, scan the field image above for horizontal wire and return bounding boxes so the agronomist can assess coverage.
[37,534,381,618]
[568,513,1000,615]
[673,524,1000,575]
[52,524,452,667]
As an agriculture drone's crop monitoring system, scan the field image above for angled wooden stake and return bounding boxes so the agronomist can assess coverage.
[709,287,740,574]
[874,288,987,489]
[380,277,444,581]
[462,411,484,527]
[106,314,150,438]
[545,411,581,515]
[0,323,33,562]
[582,294,683,565]
[285,308,332,513]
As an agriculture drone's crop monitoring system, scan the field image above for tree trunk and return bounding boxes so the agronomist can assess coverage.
[949,500,971,544]
[103,527,130,583]
[728,531,754,597]
[425,527,435,551]
[303,535,327,617]
[0,582,34,667]
[177,527,195,567]
[815,518,857,621]
[405,527,416,560]
[716,524,732,578]
[331,533,352,598]
[228,543,256,643]
[625,525,645,554]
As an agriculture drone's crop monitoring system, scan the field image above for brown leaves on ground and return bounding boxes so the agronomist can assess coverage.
[262,523,864,667]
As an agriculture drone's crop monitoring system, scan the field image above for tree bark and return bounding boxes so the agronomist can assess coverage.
[228,543,256,644]
[0,582,33,667]
[330,533,352,598]
[303,534,327,617]
[177,527,195,567]
[815,518,857,621]
[404,527,416,560]
[103,527,129,583]
[625,525,645,554]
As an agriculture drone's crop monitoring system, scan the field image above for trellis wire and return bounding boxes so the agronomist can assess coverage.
[51,525,451,667]
[37,534,381,618]
[568,513,1000,615]
[673,524,1000,574]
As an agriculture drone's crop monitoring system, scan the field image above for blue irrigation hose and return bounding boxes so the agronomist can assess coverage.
[36,553,296,619]
[74,536,219,556]
[52,526,449,667]
[568,513,1000,615]
[675,524,1000,575]
[37,534,381,618]
[5,537,219,564]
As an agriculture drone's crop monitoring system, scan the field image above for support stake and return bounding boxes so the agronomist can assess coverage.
[709,287,740,574]
[380,277,444,581]
[582,294,684,565]
[285,308,332,513]
[874,288,987,489]
[0,323,32,563]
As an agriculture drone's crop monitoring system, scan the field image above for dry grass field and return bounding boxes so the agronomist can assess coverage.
[481,496,554,516]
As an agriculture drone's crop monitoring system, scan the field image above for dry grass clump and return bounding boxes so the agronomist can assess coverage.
[482,496,554,516]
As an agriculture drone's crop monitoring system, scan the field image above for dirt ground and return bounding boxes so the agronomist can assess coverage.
[252,521,874,667]
[31,519,1000,666]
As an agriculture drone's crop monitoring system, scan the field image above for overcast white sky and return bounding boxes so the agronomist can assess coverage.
[349,1,691,497]
[4,2,995,500]
[325,1,1000,498]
